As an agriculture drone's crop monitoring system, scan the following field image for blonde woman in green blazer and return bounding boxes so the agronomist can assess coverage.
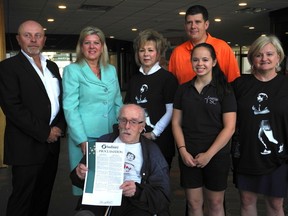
[63,26,123,195]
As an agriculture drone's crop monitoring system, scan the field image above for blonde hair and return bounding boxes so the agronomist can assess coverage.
[133,29,168,66]
[75,26,109,67]
[248,35,285,72]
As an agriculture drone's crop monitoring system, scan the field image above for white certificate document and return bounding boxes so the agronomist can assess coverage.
[82,142,125,206]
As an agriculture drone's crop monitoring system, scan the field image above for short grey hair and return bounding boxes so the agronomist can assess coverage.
[119,104,146,123]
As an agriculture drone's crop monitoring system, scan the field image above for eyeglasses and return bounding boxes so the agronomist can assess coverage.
[118,117,144,126]
[21,33,43,40]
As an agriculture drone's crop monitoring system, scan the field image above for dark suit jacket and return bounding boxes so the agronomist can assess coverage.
[0,51,66,165]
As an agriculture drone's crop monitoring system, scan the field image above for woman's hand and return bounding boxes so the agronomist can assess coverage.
[194,152,212,168]
[143,132,154,140]
[179,148,197,167]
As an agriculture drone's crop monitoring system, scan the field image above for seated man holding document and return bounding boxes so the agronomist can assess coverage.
[70,104,171,216]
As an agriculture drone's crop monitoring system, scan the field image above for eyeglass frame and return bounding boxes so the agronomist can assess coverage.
[118,117,144,126]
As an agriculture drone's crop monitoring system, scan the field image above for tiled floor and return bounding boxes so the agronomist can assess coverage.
[0,138,285,216]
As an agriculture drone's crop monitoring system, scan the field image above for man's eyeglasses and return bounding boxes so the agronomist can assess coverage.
[118,117,144,126]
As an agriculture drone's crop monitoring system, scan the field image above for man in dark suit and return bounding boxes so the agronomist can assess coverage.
[0,20,66,216]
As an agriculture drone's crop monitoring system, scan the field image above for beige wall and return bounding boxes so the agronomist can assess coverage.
[0,0,7,167]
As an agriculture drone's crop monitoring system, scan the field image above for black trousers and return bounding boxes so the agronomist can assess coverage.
[6,151,59,216]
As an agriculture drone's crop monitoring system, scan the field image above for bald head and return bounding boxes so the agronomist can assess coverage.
[18,20,45,35]
[118,104,146,144]
[119,104,146,122]
[16,20,46,57]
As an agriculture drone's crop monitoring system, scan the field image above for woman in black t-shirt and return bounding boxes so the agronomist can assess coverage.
[124,29,178,168]
[232,35,288,216]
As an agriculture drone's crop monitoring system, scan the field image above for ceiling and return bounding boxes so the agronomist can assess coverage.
[3,0,288,48]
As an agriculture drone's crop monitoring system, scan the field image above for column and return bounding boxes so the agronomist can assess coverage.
[0,0,7,167]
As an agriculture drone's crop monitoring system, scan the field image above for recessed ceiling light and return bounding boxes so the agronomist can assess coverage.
[239,3,247,7]
[109,36,115,38]
[214,18,221,22]
[58,5,67,9]
[47,18,54,22]
[43,28,47,31]
[131,28,137,32]
[285,32,288,35]
[179,11,186,15]
[261,34,266,37]
[248,26,255,30]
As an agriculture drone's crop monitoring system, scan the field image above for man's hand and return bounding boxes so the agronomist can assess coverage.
[120,180,136,197]
[47,126,62,143]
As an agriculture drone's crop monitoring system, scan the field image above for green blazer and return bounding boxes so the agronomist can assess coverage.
[63,61,123,175]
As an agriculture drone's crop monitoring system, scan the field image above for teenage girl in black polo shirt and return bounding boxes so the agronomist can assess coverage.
[172,43,237,216]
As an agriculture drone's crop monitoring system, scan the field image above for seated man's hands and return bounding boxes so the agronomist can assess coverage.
[120,180,136,197]
[75,165,137,198]
[76,163,88,180]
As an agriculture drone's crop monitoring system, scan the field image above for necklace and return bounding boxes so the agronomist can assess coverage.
[88,62,101,79]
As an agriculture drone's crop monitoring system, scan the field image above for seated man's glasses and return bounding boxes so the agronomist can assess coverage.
[118,117,144,126]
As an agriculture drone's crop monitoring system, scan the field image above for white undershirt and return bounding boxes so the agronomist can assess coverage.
[21,50,60,125]
[114,137,143,183]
